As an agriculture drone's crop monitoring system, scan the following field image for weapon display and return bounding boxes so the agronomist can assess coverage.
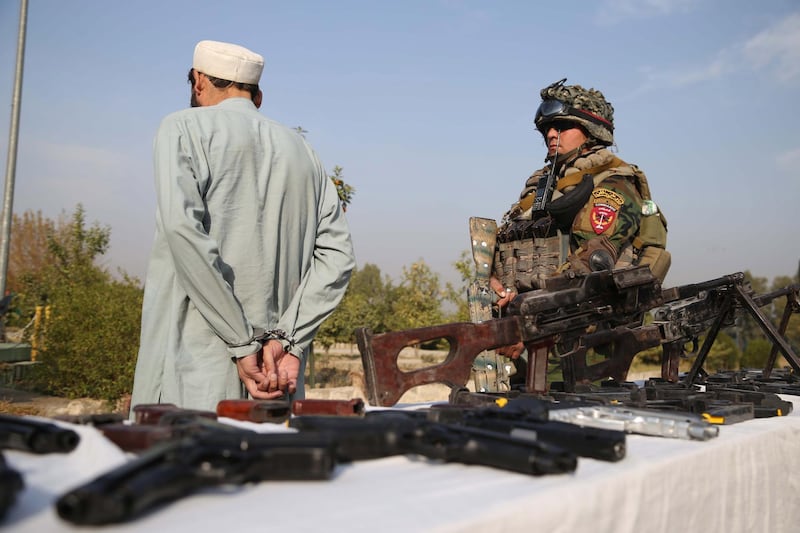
[446,387,718,441]
[703,367,800,396]
[641,380,793,421]
[98,406,236,453]
[546,403,719,440]
[357,268,800,407]
[423,397,627,462]
[289,409,578,474]
[0,413,80,454]
[55,430,337,526]
[56,399,582,525]
[0,414,81,521]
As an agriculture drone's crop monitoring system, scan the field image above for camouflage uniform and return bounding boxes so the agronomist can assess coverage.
[494,79,670,293]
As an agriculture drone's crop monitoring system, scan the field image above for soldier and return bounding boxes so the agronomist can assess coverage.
[490,78,670,360]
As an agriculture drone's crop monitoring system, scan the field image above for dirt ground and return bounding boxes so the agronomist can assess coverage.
[0,386,103,417]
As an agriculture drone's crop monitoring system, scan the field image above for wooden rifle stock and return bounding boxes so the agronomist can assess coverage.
[291,398,365,417]
[357,316,524,407]
[216,399,290,423]
[101,405,219,452]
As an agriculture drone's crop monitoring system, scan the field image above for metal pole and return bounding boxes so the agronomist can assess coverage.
[0,0,29,297]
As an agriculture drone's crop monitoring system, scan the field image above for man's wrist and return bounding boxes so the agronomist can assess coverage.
[265,328,297,352]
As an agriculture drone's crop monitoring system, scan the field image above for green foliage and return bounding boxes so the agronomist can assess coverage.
[442,250,472,322]
[329,165,355,212]
[702,331,740,374]
[768,274,800,358]
[740,338,773,369]
[10,206,143,402]
[315,263,395,349]
[317,259,450,352]
[387,260,444,332]
[633,345,662,366]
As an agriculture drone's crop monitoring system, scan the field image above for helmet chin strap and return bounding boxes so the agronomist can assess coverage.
[547,145,583,168]
[547,138,602,168]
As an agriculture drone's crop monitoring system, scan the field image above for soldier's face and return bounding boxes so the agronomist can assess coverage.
[544,121,588,156]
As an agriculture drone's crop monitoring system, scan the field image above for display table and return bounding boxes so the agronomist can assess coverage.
[5,395,800,533]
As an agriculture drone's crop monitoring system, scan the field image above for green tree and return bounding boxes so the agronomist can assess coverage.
[6,210,57,295]
[733,271,769,354]
[441,250,472,322]
[732,272,799,371]
[701,331,740,374]
[765,274,800,369]
[10,205,143,402]
[740,338,773,369]
[329,165,355,212]
[388,260,444,333]
[315,263,394,349]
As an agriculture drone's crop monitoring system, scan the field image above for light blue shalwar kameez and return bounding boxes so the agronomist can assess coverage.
[130,98,355,411]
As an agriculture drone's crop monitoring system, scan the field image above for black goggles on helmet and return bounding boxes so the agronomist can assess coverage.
[535,99,613,131]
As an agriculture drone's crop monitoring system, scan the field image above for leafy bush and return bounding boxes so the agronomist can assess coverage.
[10,206,143,402]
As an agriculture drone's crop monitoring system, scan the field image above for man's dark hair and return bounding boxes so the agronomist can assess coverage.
[187,68,260,103]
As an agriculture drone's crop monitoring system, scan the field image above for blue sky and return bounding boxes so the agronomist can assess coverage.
[1,0,798,291]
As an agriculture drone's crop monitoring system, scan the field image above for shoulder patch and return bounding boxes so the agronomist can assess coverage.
[590,188,623,234]
[591,187,625,207]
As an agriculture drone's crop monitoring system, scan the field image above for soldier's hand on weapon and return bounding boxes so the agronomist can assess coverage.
[490,276,516,309]
[496,342,525,359]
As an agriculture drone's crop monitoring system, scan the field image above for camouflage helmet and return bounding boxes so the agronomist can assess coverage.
[534,78,615,146]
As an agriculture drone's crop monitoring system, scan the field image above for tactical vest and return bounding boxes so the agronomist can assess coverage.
[494,150,670,292]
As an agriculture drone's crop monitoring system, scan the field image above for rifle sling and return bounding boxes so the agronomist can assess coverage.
[516,156,625,214]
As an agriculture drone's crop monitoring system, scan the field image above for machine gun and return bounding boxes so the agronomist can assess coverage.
[357,268,800,407]
[357,266,664,406]
[653,273,800,384]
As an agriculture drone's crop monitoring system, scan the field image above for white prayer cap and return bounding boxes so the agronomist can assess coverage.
[192,40,264,84]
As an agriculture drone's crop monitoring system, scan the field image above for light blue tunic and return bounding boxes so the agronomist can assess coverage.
[130,98,355,411]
